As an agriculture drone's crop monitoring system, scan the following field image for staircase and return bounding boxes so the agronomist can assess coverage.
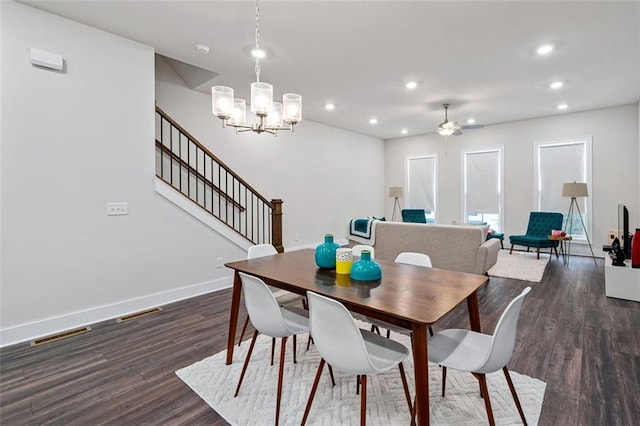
[155,106,283,251]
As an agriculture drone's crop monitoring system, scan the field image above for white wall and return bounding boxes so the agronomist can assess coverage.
[385,104,640,256]
[155,56,385,248]
[0,2,384,346]
[0,2,247,346]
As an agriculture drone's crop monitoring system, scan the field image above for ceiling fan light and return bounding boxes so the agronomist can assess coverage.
[438,128,456,136]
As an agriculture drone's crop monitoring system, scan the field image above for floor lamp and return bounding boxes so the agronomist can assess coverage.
[389,186,403,221]
[562,182,597,265]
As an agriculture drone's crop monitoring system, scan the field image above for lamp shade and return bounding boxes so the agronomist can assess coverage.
[562,182,588,198]
[388,186,403,198]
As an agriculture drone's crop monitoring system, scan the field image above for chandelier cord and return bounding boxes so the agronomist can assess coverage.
[254,0,261,82]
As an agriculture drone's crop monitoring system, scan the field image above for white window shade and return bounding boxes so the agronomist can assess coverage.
[407,156,436,212]
[538,143,586,212]
[465,150,500,213]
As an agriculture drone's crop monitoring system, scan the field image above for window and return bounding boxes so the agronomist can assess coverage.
[406,155,437,223]
[462,148,503,232]
[533,137,592,240]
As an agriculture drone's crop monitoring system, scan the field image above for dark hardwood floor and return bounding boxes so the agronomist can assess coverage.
[1,254,638,425]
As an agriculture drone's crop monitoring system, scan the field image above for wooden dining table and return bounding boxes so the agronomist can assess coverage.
[224,249,488,426]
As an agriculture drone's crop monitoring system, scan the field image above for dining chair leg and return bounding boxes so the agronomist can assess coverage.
[386,329,391,338]
[360,375,367,426]
[301,359,325,426]
[237,314,250,346]
[428,326,434,336]
[442,366,447,397]
[536,247,540,259]
[271,337,276,366]
[293,334,297,364]
[306,335,313,351]
[477,373,495,426]
[510,245,515,254]
[327,364,336,386]
[503,367,528,425]
[398,362,412,413]
[234,330,259,397]
[275,337,287,426]
[356,375,360,395]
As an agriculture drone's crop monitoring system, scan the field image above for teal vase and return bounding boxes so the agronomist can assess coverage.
[315,234,340,269]
[350,250,382,281]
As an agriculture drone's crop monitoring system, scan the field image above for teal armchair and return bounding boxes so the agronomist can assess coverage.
[509,212,564,259]
[401,209,427,223]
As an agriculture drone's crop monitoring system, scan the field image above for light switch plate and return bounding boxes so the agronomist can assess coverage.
[107,202,128,216]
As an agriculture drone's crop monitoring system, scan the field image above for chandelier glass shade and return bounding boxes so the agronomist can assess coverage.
[211,0,302,135]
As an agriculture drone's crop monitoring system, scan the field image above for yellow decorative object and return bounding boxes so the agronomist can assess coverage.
[336,248,353,275]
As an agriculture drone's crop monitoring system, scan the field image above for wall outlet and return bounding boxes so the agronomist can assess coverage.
[107,202,128,216]
[216,257,224,268]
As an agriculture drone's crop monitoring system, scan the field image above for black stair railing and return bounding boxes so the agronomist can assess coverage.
[155,106,283,251]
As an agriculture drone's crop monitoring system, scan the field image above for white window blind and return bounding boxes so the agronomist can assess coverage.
[407,156,436,212]
[538,142,586,212]
[464,150,500,213]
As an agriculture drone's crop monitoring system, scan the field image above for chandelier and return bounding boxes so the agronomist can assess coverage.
[211,0,302,135]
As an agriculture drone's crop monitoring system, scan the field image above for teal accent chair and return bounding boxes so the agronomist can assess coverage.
[509,212,564,259]
[401,209,427,223]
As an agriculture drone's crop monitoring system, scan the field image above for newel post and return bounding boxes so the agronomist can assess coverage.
[271,199,284,253]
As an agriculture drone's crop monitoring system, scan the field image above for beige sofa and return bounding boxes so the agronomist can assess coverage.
[349,221,500,275]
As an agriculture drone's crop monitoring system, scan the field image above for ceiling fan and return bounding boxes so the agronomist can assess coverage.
[437,103,484,136]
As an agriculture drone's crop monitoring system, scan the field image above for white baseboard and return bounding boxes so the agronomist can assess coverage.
[0,276,233,348]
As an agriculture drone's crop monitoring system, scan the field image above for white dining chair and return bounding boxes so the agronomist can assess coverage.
[395,251,432,267]
[352,244,375,259]
[302,291,412,425]
[234,272,310,425]
[416,286,532,426]
[369,252,434,339]
[237,244,306,357]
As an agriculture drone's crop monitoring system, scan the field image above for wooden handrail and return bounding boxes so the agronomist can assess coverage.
[156,106,272,207]
[155,140,245,212]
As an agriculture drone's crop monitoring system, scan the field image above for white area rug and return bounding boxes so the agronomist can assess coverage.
[488,250,551,282]
[176,327,546,425]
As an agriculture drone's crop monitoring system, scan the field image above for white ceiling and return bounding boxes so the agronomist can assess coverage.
[19,0,640,140]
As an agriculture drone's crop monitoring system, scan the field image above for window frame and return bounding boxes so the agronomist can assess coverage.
[405,153,438,223]
[532,136,593,242]
[460,147,504,232]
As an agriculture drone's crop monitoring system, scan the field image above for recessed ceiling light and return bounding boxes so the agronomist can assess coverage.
[467,118,476,124]
[195,44,210,54]
[324,103,335,111]
[404,81,418,89]
[557,103,568,110]
[550,81,564,89]
[536,44,554,55]
[251,48,266,59]
[369,118,378,124]
[401,129,408,134]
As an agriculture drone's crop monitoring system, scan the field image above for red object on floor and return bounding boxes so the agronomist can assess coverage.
[632,228,640,268]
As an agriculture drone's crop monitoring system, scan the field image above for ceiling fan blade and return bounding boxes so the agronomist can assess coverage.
[460,124,484,130]
[453,130,463,136]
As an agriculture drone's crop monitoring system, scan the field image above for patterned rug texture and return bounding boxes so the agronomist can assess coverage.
[176,325,546,425]
[487,250,551,282]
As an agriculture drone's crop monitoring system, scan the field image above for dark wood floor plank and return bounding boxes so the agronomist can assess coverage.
[1,255,638,425]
